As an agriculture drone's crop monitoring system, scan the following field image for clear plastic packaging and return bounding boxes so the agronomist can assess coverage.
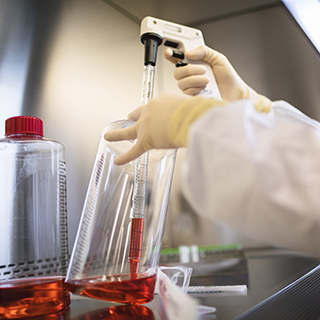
[158,266,193,293]
[0,116,70,319]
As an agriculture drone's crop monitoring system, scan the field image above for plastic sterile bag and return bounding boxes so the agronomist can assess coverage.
[154,266,216,320]
[158,266,193,293]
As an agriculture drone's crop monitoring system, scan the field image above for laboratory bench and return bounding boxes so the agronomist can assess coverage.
[33,247,320,320]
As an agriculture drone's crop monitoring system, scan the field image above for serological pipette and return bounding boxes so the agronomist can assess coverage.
[129,34,162,278]
[129,17,222,277]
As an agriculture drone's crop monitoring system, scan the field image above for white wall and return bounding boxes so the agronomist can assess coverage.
[38,0,146,247]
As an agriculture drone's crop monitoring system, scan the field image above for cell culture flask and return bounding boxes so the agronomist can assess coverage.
[0,116,70,319]
[66,120,176,304]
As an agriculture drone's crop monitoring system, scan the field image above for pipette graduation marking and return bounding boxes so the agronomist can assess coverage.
[129,149,149,277]
[129,34,162,278]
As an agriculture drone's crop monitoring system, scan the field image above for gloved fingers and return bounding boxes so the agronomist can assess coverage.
[185,45,227,70]
[164,48,180,64]
[184,45,209,61]
[128,105,144,121]
[104,124,137,142]
[113,142,145,166]
[177,75,210,93]
[183,86,207,96]
[173,64,206,80]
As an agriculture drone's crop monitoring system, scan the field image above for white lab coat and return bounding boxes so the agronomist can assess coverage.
[181,99,320,257]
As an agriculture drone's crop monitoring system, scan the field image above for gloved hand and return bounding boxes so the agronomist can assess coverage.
[165,45,272,112]
[104,92,225,165]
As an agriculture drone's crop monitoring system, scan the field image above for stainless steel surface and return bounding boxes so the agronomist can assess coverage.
[18,248,320,319]
[235,263,320,319]
[0,0,63,118]
[0,0,144,249]
[103,0,282,25]
[198,249,320,319]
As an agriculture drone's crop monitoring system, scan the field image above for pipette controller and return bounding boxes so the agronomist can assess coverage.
[140,16,222,100]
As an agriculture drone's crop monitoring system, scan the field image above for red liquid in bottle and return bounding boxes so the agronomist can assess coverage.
[67,273,157,305]
[0,277,70,319]
[74,305,155,320]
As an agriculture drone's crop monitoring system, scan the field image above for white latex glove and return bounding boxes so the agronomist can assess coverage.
[165,45,272,112]
[104,92,225,165]
[104,92,190,165]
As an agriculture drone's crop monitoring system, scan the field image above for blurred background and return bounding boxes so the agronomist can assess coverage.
[1,0,320,251]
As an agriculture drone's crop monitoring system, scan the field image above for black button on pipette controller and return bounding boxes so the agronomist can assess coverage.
[171,50,185,60]
[170,50,188,68]
[175,61,188,68]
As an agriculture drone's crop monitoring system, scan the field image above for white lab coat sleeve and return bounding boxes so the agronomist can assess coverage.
[180,99,320,257]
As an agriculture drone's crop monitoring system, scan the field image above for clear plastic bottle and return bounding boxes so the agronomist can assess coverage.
[66,120,176,304]
[0,116,70,319]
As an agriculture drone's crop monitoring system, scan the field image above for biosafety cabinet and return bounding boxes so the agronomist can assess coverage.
[0,0,319,252]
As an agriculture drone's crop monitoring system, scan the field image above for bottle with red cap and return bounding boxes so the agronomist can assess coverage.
[0,116,70,319]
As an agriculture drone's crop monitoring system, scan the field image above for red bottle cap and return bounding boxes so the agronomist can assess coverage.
[5,116,43,137]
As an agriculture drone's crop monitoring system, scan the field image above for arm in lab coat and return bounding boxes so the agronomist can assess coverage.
[181,99,320,257]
